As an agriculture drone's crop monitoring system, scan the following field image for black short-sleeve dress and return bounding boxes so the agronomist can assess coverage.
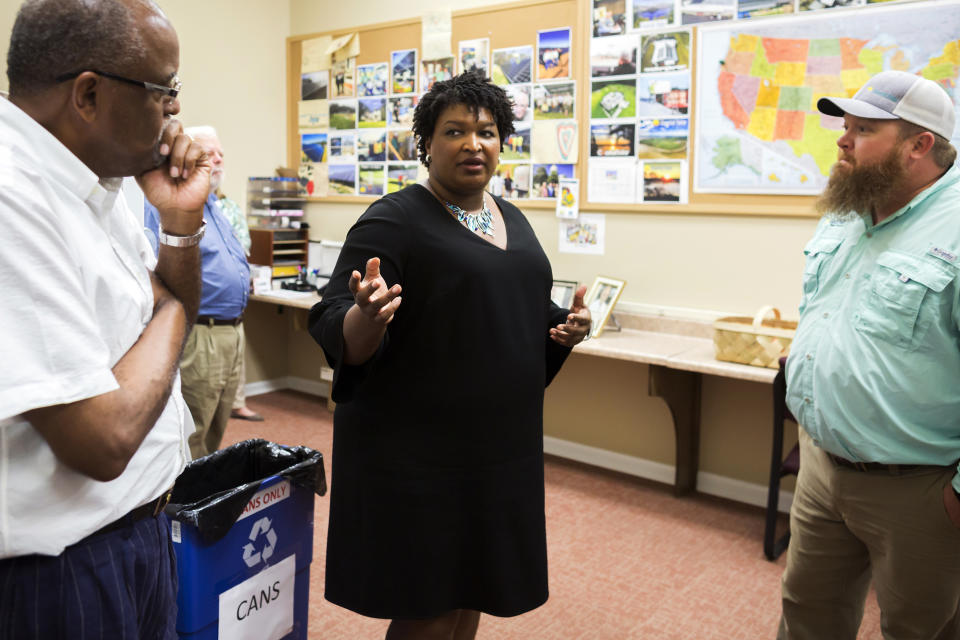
[309,184,572,619]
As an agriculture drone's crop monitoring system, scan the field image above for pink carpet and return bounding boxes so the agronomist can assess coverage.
[222,390,882,639]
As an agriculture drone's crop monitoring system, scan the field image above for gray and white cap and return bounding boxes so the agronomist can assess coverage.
[817,70,955,141]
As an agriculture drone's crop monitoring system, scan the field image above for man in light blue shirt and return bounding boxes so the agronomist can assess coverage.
[779,71,960,640]
[145,138,250,459]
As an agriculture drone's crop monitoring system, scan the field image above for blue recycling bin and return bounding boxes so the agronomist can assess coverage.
[165,439,326,640]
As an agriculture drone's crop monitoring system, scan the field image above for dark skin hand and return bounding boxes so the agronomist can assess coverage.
[550,285,591,347]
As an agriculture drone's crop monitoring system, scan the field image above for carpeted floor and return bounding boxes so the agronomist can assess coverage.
[222,389,882,639]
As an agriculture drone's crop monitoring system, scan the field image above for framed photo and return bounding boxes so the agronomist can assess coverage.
[585,276,626,338]
[551,279,579,308]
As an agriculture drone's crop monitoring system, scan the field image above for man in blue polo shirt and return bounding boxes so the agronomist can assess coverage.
[778,70,960,639]
[145,126,249,459]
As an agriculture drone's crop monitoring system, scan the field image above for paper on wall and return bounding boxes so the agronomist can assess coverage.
[532,120,578,164]
[558,213,605,255]
[301,36,332,72]
[587,159,636,203]
[421,9,452,59]
[327,33,360,62]
[298,99,329,129]
[556,178,579,219]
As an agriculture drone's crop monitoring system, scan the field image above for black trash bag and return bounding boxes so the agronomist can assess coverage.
[165,438,327,544]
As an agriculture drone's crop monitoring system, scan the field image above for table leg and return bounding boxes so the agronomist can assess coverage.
[648,365,702,496]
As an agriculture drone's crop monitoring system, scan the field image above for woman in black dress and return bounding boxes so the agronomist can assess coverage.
[309,70,591,640]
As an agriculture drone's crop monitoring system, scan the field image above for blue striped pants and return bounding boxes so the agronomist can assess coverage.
[0,513,178,640]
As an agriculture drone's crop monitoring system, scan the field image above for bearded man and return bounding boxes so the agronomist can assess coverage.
[778,70,960,640]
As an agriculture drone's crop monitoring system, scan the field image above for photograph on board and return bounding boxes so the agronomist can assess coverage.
[640,30,690,72]
[357,129,387,162]
[591,77,636,119]
[631,0,674,30]
[680,0,735,24]
[799,0,865,9]
[387,164,419,193]
[590,34,637,77]
[358,163,385,196]
[497,163,531,198]
[533,82,575,120]
[358,98,387,128]
[505,84,532,122]
[531,163,575,199]
[532,120,578,164]
[459,37,490,75]
[331,58,355,97]
[502,122,532,161]
[642,161,683,202]
[388,130,418,162]
[593,0,627,37]
[492,46,533,85]
[301,70,329,101]
[388,96,418,129]
[636,72,689,116]
[636,117,688,159]
[420,57,455,92]
[391,49,417,94]
[590,123,635,157]
[328,164,357,195]
[537,27,571,80]
[329,99,357,129]
[738,0,794,19]
[329,132,357,162]
[357,62,388,97]
[300,132,328,164]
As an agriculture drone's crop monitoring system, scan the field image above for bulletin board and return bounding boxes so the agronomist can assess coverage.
[287,0,949,218]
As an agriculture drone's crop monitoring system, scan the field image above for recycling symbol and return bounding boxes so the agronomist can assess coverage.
[242,516,277,568]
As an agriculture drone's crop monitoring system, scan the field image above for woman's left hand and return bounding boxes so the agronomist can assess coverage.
[550,285,591,347]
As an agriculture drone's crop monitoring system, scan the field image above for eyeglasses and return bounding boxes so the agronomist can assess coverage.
[55,69,181,100]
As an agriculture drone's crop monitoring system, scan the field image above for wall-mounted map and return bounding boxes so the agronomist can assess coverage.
[694,0,960,194]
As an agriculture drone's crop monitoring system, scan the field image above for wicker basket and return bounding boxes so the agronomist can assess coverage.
[713,306,797,369]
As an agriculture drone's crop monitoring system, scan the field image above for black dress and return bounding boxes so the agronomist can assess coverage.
[309,184,571,619]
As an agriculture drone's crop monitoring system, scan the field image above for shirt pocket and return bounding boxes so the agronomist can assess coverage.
[855,251,955,350]
[801,234,844,310]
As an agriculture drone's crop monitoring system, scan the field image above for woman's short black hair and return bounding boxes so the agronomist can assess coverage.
[412,69,516,167]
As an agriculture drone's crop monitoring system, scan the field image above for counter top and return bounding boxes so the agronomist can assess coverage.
[249,290,321,310]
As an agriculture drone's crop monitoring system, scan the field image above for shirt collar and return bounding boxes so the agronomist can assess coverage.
[860,164,960,231]
[0,96,106,209]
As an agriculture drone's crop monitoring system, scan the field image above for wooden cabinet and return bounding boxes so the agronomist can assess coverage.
[249,228,309,278]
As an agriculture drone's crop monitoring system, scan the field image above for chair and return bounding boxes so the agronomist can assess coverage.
[764,356,799,561]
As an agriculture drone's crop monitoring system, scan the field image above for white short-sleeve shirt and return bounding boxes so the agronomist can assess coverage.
[0,97,190,558]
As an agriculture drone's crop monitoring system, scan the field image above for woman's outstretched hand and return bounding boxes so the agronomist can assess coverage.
[549,285,591,347]
[349,257,402,325]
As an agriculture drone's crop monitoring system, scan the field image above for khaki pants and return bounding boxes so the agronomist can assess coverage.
[778,428,960,640]
[180,323,244,459]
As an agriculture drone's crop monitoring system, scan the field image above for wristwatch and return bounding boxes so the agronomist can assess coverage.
[158,222,206,247]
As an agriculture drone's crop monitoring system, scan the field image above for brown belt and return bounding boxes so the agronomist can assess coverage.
[196,315,243,326]
[825,452,928,474]
[87,490,173,539]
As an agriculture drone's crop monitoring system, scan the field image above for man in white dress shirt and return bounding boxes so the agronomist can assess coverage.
[0,0,209,637]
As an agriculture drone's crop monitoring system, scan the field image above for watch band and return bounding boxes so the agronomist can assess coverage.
[158,222,206,248]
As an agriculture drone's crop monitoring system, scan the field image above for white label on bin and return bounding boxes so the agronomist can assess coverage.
[237,480,291,522]
[218,553,295,640]
[170,520,181,543]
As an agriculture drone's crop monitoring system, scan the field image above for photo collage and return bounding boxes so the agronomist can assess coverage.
[589,0,692,204]
[488,27,578,201]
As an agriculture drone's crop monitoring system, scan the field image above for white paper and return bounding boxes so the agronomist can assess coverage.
[558,212,605,255]
[556,178,579,219]
[587,159,636,203]
[421,9,453,59]
[219,553,296,640]
[301,36,332,72]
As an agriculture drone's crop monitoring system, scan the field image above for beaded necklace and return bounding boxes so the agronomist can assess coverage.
[443,199,495,237]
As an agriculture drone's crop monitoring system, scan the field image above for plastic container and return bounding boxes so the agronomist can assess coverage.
[165,439,326,640]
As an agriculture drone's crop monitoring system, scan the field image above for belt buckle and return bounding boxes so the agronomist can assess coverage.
[153,490,172,517]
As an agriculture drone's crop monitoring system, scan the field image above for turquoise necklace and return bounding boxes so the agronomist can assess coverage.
[444,199,495,237]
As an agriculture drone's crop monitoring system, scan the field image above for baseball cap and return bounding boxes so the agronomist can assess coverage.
[817,70,955,140]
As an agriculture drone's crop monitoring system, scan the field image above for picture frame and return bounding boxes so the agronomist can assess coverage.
[551,279,579,308]
[584,276,626,338]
